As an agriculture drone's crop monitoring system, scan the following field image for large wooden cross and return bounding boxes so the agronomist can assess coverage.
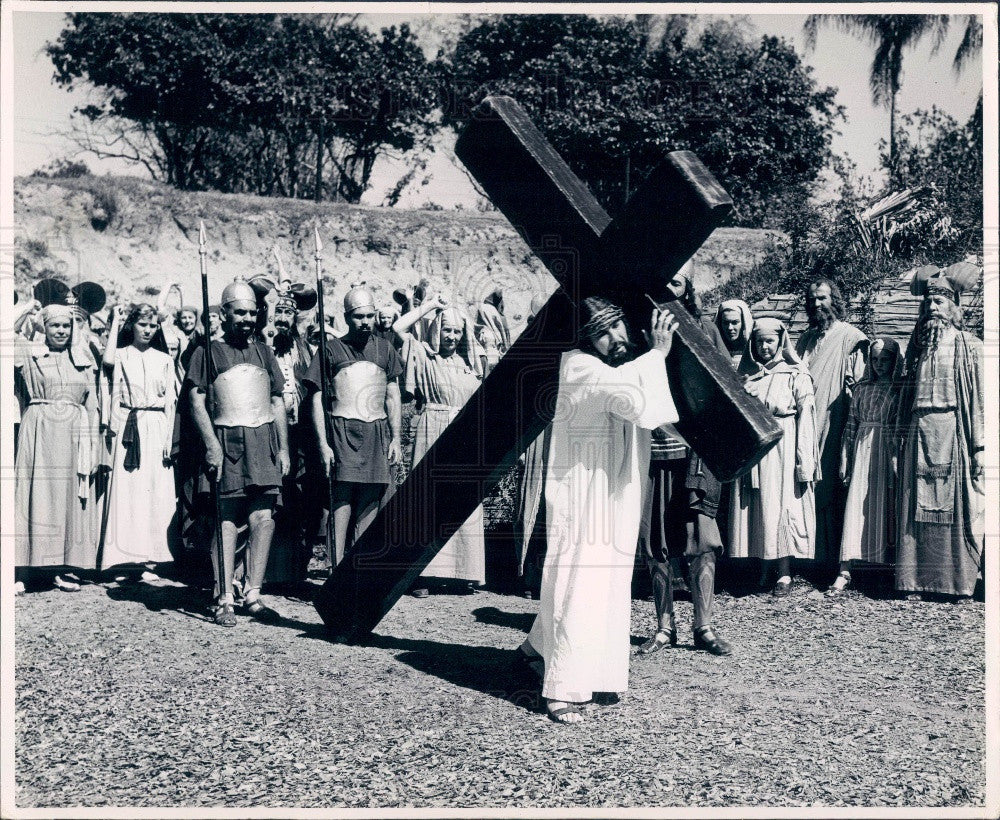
[315,96,780,642]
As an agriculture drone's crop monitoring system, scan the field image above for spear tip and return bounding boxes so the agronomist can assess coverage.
[198,221,206,247]
[314,224,323,254]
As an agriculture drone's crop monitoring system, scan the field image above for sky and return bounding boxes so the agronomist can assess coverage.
[10,7,987,209]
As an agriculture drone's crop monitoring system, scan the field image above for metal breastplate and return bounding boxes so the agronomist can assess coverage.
[211,363,273,428]
[329,361,387,422]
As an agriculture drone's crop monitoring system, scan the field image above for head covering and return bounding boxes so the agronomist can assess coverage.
[275,280,317,313]
[36,304,94,366]
[344,286,376,314]
[177,305,200,318]
[741,317,801,374]
[862,336,902,383]
[433,306,483,377]
[578,296,625,343]
[476,299,512,352]
[221,280,257,307]
[40,304,74,325]
[714,299,753,349]
[910,261,980,305]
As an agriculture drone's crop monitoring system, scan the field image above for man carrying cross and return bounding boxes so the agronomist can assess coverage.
[519,298,679,724]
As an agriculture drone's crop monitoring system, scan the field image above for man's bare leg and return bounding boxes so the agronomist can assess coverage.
[243,496,280,622]
[330,482,354,569]
[212,499,242,626]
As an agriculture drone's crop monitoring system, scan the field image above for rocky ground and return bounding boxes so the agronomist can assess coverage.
[14,573,985,811]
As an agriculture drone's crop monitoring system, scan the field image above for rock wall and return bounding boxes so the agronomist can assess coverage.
[12,175,784,333]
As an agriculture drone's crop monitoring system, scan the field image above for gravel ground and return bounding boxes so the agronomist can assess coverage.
[14,575,985,810]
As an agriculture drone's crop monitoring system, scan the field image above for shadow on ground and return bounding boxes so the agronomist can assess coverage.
[365,632,542,713]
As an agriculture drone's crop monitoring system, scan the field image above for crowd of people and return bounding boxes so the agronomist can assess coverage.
[10,258,985,724]
[11,274,511,615]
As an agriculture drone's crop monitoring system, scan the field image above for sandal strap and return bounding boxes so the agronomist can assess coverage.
[547,704,581,718]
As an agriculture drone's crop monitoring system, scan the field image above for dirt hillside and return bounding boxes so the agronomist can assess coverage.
[12,175,785,329]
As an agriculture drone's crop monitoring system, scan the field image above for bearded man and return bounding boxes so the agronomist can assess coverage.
[264,281,324,584]
[895,267,984,601]
[306,286,403,567]
[186,280,290,627]
[794,279,868,568]
[519,297,679,724]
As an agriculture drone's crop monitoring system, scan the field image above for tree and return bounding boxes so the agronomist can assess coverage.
[443,15,841,226]
[883,97,983,260]
[46,13,439,202]
[803,14,981,176]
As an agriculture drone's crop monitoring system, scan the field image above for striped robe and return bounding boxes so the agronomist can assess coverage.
[839,380,899,563]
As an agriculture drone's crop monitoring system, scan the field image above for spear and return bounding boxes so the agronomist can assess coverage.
[313,226,339,566]
[199,222,227,600]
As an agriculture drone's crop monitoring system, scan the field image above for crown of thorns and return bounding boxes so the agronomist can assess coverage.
[580,304,625,339]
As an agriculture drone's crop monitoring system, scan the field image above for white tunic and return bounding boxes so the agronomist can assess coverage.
[101,346,178,568]
[528,348,677,702]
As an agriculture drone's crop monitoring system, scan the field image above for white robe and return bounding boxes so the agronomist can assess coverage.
[527,348,678,702]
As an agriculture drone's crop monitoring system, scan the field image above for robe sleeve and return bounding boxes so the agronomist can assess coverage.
[570,349,678,430]
[400,336,428,404]
[163,354,179,452]
[964,336,984,456]
[792,369,818,483]
[844,338,868,397]
[108,358,126,437]
[840,385,860,478]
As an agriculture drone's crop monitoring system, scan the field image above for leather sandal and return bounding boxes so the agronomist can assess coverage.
[546,701,583,724]
[693,627,733,656]
[636,627,677,655]
[772,579,792,597]
[244,599,280,623]
[214,603,237,627]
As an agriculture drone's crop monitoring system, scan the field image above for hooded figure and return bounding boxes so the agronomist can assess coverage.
[15,297,102,584]
[394,300,487,593]
[474,288,511,374]
[714,299,753,368]
[730,318,819,594]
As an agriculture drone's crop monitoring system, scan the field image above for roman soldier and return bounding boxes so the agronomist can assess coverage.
[185,279,290,627]
[264,275,325,584]
[305,285,403,567]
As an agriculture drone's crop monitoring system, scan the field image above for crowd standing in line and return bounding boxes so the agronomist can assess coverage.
[10,261,986,722]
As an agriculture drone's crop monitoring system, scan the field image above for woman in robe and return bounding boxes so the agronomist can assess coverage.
[474,288,511,375]
[99,304,178,576]
[829,337,902,594]
[14,304,101,592]
[729,318,818,595]
[393,294,487,595]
